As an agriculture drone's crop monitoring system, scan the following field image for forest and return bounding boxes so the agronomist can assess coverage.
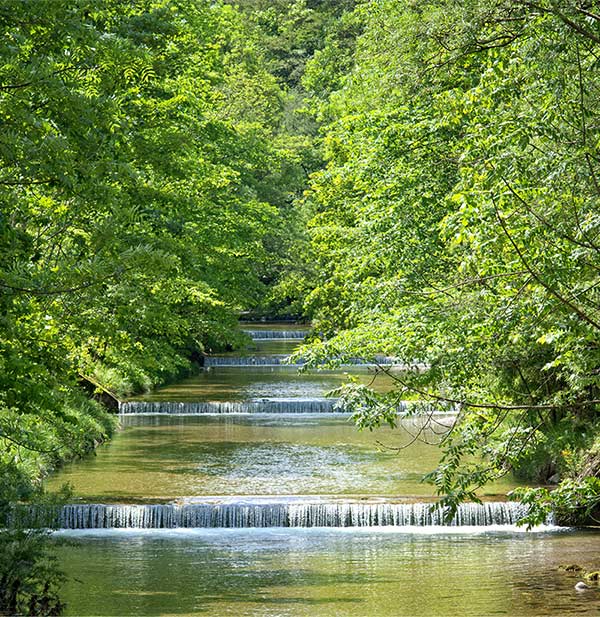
[1,0,600,614]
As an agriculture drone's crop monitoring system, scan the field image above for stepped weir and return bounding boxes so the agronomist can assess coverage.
[119,399,342,414]
[40,323,536,538]
[17,500,530,529]
[203,355,401,367]
[204,355,301,367]
[242,329,307,340]
[116,400,449,415]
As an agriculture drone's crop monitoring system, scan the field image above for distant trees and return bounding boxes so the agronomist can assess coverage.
[302,0,600,522]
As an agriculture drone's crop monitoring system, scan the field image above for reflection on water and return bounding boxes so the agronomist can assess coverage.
[130,366,396,402]
[48,324,599,616]
[131,335,395,401]
[54,528,600,616]
[46,416,516,501]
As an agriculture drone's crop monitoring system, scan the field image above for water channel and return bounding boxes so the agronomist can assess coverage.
[47,324,600,615]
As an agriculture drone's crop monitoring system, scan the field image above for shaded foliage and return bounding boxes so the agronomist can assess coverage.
[0,530,65,617]
[0,2,342,611]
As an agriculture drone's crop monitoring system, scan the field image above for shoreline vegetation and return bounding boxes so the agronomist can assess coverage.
[1,0,600,614]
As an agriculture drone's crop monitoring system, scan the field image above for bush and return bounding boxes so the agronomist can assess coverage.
[0,529,65,616]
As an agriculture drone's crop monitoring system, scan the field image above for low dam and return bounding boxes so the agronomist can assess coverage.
[19,500,529,529]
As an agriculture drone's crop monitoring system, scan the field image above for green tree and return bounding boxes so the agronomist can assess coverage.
[1,0,330,610]
[301,0,600,522]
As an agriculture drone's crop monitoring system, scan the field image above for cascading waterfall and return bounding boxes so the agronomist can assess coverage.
[119,399,342,414]
[242,330,307,340]
[116,400,454,417]
[15,500,534,529]
[37,321,533,543]
[204,355,301,367]
[203,355,401,367]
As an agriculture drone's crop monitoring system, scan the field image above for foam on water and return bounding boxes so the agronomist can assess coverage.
[119,398,341,414]
[242,330,307,340]
[51,524,565,539]
[204,355,406,367]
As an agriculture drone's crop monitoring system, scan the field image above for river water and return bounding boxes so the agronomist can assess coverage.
[47,415,515,500]
[47,324,600,615]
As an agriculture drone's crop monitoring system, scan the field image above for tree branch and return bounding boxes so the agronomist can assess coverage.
[377,365,600,411]
[492,196,600,331]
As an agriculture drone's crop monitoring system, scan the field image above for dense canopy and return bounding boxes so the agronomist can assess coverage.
[0,0,322,502]
[301,0,600,523]
[2,0,600,611]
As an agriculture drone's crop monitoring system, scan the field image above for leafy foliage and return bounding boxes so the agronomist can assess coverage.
[1,1,339,611]
[301,0,600,521]
[0,0,319,485]
[0,529,65,616]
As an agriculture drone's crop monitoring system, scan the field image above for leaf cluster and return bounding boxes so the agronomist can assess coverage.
[301,0,600,521]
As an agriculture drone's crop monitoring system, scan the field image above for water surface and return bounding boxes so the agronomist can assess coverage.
[47,321,583,617]
[131,367,397,402]
[49,415,500,501]
[54,528,600,616]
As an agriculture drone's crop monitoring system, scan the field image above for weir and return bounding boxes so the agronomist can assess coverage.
[242,329,307,340]
[116,399,449,416]
[204,355,301,367]
[119,399,341,414]
[40,322,532,543]
[17,500,530,529]
[203,355,401,367]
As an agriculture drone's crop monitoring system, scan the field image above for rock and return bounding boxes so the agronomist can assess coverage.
[560,564,583,571]
[585,571,600,582]
[575,581,590,591]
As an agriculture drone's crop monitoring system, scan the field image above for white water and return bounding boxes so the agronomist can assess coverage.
[19,500,536,529]
[203,355,403,367]
[42,325,577,617]
[242,329,307,340]
[52,524,564,539]
[118,398,340,414]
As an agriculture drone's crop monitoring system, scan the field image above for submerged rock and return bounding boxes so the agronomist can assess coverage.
[560,564,583,572]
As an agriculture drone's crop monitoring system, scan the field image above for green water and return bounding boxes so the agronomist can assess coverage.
[55,528,600,616]
[240,321,311,331]
[49,415,519,501]
[48,324,600,615]
[130,335,397,402]
[130,367,396,402]
[245,339,306,354]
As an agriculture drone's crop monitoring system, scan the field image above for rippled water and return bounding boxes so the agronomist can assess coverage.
[130,366,397,402]
[129,334,398,401]
[54,528,600,616]
[47,325,600,615]
[46,415,515,501]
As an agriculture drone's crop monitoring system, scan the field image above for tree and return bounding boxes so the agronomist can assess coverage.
[301,0,600,522]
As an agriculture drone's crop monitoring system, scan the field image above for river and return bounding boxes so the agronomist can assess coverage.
[46,323,600,615]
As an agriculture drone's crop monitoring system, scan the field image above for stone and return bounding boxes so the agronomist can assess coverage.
[560,564,583,571]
